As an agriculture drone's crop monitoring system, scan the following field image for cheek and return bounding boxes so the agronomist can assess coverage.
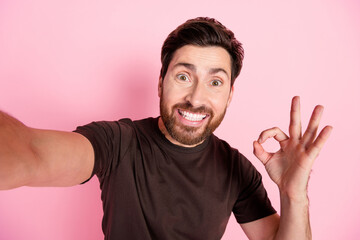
[210,95,230,113]
[162,85,185,104]
[161,89,179,109]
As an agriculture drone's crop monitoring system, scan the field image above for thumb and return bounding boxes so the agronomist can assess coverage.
[253,140,272,165]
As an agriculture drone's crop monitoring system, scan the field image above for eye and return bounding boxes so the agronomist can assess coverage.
[176,74,190,82]
[210,79,222,87]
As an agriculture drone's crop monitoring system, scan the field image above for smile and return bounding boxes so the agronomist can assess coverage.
[178,109,207,122]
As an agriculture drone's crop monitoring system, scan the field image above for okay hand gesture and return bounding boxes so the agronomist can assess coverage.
[253,96,332,199]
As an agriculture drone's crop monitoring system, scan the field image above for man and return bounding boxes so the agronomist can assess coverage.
[0,17,332,239]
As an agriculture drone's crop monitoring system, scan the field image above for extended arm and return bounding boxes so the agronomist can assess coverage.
[241,96,332,239]
[0,111,94,190]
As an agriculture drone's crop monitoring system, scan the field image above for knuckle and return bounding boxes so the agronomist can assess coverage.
[272,126,280,132]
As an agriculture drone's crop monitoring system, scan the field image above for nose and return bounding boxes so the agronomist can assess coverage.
[185,82,207,107]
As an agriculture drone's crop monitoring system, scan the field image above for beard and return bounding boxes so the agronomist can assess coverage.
[160,95,227,146]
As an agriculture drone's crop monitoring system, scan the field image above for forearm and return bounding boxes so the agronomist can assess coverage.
[274,191,311,240]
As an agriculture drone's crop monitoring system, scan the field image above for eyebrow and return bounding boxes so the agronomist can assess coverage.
[209,67,230,78]
[173,62,230,79]
[173,62,196,72]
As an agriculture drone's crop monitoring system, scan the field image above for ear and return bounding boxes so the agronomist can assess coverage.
[158,76,163,98]
[226,86,234,108]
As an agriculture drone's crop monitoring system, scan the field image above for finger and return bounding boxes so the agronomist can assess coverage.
[258,127,288,144]
[253,140,274,165]
[289,96,302,140]
[306,125,333,160]
[302,105,324,147]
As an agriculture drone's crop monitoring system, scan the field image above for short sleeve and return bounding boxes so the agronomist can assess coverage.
[74,119,135,181]
[232,155,276,224]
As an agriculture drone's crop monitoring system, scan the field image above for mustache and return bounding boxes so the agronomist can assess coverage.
[173,102,213,115]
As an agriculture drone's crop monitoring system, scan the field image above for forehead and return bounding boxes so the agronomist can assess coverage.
[169,45,232,74]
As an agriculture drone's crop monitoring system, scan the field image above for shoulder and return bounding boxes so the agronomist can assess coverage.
[73,118,145,153]
[75,118,141,135]
[132,117,158,130]
[131,117,161,139]
[210,135,258,176]
[210,135,248,162]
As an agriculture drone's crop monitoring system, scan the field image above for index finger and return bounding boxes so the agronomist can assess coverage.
[289,96,302,139]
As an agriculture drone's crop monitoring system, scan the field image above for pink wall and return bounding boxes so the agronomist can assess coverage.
[0,0,359,239]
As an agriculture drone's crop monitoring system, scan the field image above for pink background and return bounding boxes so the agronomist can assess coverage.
[0,0,359,239]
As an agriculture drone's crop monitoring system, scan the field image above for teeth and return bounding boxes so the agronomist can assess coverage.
[179,110,206,121]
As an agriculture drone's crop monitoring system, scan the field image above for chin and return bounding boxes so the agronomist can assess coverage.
[172,125,211,146]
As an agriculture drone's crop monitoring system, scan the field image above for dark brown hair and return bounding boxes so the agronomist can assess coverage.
[160,17,244,86]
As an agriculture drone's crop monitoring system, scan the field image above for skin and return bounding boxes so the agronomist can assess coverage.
[158,45,233,147]
[0,112,93,189]
[250,96,333,239]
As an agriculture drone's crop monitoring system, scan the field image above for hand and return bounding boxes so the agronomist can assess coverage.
[253,96,332,199]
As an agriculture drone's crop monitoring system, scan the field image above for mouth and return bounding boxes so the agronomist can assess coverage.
[178,109,208,122]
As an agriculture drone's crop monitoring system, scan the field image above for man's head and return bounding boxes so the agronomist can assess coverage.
[160,17,244,87]
[158,17,244,147]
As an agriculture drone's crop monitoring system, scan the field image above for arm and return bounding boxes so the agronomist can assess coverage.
[0,111,94,190]
[241,96,332,239]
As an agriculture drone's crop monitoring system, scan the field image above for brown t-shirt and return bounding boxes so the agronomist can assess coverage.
[75,117,276,240]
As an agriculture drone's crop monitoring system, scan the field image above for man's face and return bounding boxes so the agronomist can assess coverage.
[158,45,234,147]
